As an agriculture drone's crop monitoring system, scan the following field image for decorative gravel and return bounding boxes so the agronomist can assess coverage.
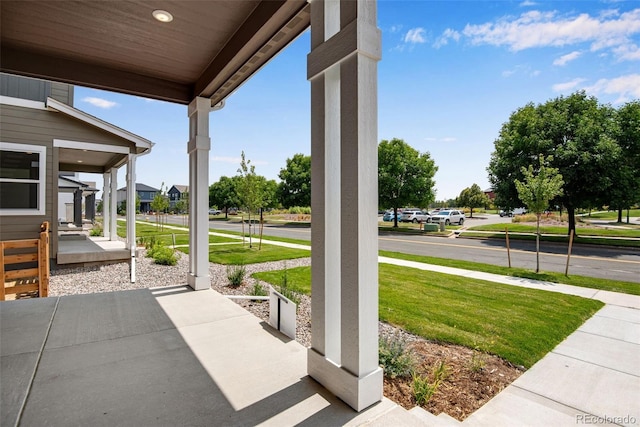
[49,249,410,348]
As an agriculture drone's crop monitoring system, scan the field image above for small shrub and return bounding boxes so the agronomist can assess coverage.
[90,227,102,237]
[140,236,159,251]
[288,206,311,215]
[227,264,246,287]
[379,335,415,379]
[469,347,488,373]
[412,360,450,406]
[150,245,178,266]
[276,266,301,305]
[249,279,269,297]
[412,373,438,406]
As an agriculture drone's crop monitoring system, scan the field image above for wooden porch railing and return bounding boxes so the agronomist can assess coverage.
[1,222,50,301]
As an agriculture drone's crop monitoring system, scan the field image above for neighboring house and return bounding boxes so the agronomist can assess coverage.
[484,188,496,202]
[0,73,153,263]
[168,185,188,211]
[117,183,160,213]
[58,173,99,226]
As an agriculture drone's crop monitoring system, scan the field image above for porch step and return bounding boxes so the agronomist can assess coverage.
[364,406,429,426]
[409,407,462,426]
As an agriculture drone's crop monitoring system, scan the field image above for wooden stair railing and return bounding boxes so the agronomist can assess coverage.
[1,222,50,301]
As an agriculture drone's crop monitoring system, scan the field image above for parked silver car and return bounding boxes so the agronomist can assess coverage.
[430,209,465,225]
[400,210,432,223]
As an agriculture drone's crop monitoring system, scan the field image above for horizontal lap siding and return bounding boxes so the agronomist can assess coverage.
[50,82,72,105]
[1,106,132,148]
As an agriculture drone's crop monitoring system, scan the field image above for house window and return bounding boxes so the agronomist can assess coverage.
[0,142,46,215]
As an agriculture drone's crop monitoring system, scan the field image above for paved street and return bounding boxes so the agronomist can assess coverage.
[149,214,640,284]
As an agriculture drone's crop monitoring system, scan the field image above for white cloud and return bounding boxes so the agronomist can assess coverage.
[82,97,117,109]
[424,137,457,143]
[502,69,516,77]
[552,78,587,92]
[211,156,267,166]
[457,8,640,61]
[433,28,461,48]
[520,1,537,7]
[404,27,427,44]
[612,43,640,60]
[390,25,403,33]
[442,137,457,142]
[553,50,582,66]
[585,73,640,103]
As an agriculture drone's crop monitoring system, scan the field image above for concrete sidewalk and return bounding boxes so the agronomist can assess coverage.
[132,221,640,425]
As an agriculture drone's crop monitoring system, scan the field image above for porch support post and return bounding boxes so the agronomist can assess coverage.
[187,97,211,290]
[126,154,137,282]
[103,172,111,238]
[73,189,82,227]
[86,193,96,222]
[307,0,382,412]
[109,169,118,241]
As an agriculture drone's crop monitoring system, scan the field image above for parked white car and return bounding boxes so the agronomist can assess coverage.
[400,210,432,223]
[430,209,465,225]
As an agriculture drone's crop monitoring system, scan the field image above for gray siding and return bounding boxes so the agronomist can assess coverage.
[1,74,51,102]
[1,74,73,106]
[50,82,73,105]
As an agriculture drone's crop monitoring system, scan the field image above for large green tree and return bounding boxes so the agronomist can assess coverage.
[609,101,640,223]
[488,91,619,235]
[378,138,438,227]
[209,176,240,219]
[514,155,564,273]
[278,153,311,208]
[457,184,489,218]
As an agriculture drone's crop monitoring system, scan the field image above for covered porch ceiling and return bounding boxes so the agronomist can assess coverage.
[1,1,310,105]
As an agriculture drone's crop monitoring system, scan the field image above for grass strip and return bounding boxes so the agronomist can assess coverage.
[379,250,640,296]
[177,243,309,265]
[253,264,603,368]
[469,223,640,238]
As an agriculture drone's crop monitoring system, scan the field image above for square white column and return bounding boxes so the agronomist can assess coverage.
[187,97,211,290]
[103,172,111,238]
[307,0,383,412]
[126,154,137,282]
[109,168,118,241]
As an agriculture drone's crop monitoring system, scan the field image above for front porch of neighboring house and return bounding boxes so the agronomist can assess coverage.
[48,98,152,273]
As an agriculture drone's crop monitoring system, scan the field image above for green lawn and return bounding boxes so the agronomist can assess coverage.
[177,242,310,265]
[468,223,640,237]
[253,264,603,368]
[117,222,238,246]
[582,209,640,220]
[379,250,640,296]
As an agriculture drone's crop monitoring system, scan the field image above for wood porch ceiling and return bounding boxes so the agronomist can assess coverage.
[1,1,310,105]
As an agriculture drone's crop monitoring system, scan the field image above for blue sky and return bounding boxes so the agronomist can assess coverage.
[77,0,640,202]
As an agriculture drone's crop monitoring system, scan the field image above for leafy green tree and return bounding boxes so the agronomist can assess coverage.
[151,183,170,230]
[457,184,489,218]
[488,92,619,235]
[609,101,640,223]
[378,138,438,227]
[209,176,240,219]
[118,194,140,215]
[278,153,311,208]
[514,155,564,273]
[236,151,264,248]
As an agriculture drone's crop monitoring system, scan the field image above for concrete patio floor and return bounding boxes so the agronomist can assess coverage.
[1,286,396,426]
[57,235,132,265]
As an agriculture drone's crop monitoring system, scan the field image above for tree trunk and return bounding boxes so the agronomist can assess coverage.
[627,209,630,224]
[536,213,541,273]
[393,207,398,228]
[567,205,576,236]
[225,206,228,219]
[618,208,623,223]
[470,208,473,218]
[248,210,252,248]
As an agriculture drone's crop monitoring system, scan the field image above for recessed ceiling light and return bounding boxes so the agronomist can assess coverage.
[77,160,83,163]
[152,10,173,23]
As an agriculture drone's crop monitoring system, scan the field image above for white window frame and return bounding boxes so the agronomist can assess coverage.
[0,142,47,216]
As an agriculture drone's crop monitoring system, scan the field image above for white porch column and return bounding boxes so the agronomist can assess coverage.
[307,0,382,412]
[109,168,118,241]
[126,154,137,282]
[103,172,111,239]
[187,97,211,290]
